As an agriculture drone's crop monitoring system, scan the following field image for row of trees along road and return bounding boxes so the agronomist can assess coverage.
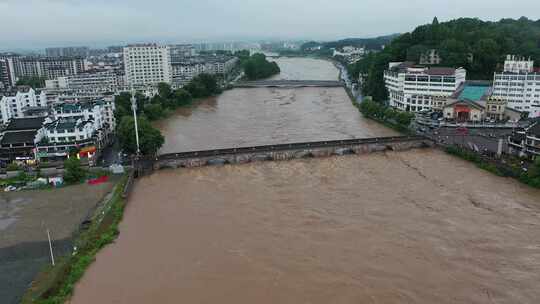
[349,17,540,102]
[115,74,221,156]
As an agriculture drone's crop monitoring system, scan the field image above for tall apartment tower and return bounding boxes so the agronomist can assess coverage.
[492,55,540,117]
[123,44,172,88]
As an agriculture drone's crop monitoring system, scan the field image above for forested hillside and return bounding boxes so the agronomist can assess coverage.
[352,17,540,101]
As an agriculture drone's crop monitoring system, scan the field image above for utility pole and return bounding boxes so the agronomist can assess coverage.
[47,229,55,266]
[131,89,141,156]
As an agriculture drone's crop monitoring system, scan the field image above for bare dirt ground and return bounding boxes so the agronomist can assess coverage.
[71,150,540,304]
[0,180,117,304]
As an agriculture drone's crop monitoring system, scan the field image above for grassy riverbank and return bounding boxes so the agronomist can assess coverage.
[445,146,540,189]
[20,174,130,304]
[354,99,414,134]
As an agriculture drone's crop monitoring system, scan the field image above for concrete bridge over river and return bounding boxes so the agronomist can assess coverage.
[233,80,344,88]
[136,136,433,173]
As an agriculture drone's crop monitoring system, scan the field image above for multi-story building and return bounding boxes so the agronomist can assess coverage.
[492,55,540,118]
[0,87,49,124]
[419,49,442,65]
[384,62,467,112]
[46,47,89,58]
[0,117,46,164]
[45,70,119,94]
[0,55,17,88]
[170,44,197,62]
[124,44,172,88]
[171,56,238,86]
[35,100,114,162]
[333,46,365,64]
[509,122,540,159]
[0,58,16,89]
[9,56,85,81]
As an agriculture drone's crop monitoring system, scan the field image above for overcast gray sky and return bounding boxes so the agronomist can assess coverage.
[1,0,539,49]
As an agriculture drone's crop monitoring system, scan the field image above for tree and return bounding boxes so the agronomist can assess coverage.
[242,53,280,80]
[144,103,165,121]
[173,89,192,106]
[64,157,87,184]
[117,116,164,156]
[406,44,428,62]
[16,76,46,88]
[158,82,172,99]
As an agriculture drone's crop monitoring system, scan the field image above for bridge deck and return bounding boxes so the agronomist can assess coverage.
[155,136,427,161]
[234,80,344,88]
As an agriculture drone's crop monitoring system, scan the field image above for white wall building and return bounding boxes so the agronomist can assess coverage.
[171,56,238,86]
[384,63,467,112]
[0,87,49,124]
[124,44,172,88]
[45,70,119,94]
[492,55,540,118]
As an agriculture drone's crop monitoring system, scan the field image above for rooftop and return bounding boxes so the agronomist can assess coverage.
[5,117,46,131]
[425,67,457,76]
[1,131,37,145]
[458,84,491,101]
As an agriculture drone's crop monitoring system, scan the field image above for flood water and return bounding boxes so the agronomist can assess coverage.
[155,57,397,154]
[71,150,540,304]
[70,58,540,303]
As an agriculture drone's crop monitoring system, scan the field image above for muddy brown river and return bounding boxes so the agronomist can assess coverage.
[71,150,540,304]
[155,57,396,154]
[70,58,540,303]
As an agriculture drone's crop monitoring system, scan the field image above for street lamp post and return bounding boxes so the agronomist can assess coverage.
[131,90,141,156]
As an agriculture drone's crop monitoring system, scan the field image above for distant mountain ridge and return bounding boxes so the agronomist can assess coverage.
[301,33,399,51]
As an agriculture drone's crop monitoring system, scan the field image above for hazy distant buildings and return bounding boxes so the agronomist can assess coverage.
[0,58,15,88]
[492,55,540,117]
[4,56,85,81]
[171,56,238,86]
[333,46,365,64]
[124,44,172,88]
[169,44,197,62]
[46,46,89,58]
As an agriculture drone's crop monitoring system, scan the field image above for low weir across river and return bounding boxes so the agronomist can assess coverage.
[233,80,344,88]
[138,136,433,173]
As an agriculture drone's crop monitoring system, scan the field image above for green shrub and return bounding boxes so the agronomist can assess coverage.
[7,162,20,171]
[63,158,87,184]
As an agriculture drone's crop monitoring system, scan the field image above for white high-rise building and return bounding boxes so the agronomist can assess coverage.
[124,44,172,88]
[503,55,534,74]
[0,87,49,124]
[492,55,540,118]
[384,62,467,112]
[45,71,119,94]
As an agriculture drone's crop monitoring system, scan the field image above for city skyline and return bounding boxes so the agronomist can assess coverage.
[1,0,540,50]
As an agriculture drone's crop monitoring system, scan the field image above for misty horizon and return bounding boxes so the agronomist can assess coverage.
[1,0,540,51]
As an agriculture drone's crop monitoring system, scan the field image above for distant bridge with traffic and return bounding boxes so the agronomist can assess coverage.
[233,80,344,88]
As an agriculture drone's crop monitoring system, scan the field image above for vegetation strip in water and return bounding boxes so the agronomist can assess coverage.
[20,174,129,304]
[236,51,280,80]
[356,99,414,134]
